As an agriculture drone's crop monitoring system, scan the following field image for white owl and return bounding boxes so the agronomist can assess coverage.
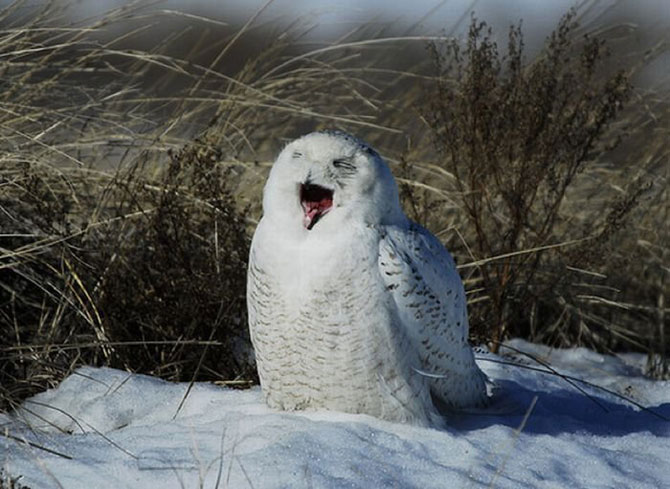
[247,130,488,426]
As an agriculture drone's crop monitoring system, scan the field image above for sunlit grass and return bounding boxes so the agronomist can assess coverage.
[0,0,668,411]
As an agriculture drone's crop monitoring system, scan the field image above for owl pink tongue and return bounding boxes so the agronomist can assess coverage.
[301,184,333,230]
[303,198,332,229]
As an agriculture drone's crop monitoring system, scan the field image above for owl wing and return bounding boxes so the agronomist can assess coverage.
[378,221,488,409]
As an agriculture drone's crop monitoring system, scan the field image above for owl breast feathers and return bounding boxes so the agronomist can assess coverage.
[247,130,488,426]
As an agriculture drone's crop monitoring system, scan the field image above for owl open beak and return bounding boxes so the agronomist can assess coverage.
[300,183,333,230]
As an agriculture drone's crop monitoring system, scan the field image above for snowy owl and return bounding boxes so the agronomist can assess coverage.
[247,130,488,426]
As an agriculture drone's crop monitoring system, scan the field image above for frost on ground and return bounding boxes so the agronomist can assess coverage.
[1,340,669,489]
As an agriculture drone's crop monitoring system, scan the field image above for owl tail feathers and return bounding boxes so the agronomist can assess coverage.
[376,372,443,428]
[414,365,491,414]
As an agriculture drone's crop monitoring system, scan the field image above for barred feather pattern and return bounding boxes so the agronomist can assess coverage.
[248,224,437,426]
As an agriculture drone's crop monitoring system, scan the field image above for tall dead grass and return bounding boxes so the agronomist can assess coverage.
[0,1,668,412]
[0,0,430,409]
[404,11,669,368]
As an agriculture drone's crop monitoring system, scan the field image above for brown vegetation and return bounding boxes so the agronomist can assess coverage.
[0,2,668,411]
[426,11,638,352]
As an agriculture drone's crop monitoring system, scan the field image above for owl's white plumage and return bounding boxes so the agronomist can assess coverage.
[247,131,487,426]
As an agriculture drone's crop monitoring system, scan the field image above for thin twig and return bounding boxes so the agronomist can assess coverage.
[1,432,73,460]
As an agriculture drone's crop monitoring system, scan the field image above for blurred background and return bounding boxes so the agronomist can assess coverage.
[70,0,669,81]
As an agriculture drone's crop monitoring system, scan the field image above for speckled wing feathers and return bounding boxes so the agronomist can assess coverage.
[378,222,488,409]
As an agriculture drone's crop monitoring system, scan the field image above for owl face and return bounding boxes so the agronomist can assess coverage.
[262,131,405,233]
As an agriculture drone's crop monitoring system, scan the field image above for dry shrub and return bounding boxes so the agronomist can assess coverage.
[0,3,261,409]
[90,139,253,381]
[424,11,666,360]
[0,139,255,410]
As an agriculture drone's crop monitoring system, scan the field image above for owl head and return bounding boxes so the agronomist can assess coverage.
[262,131,406,234]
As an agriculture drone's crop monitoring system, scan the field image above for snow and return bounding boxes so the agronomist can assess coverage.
[2,340,669,489]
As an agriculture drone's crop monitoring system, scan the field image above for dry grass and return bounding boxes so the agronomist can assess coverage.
[426,10,636,350]
[401,11,669,368]
[0,1,668,411]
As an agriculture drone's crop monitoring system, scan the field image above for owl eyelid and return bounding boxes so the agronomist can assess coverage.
[332,158,355,170]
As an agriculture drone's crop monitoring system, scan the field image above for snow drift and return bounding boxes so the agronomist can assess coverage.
[1,340,669,489]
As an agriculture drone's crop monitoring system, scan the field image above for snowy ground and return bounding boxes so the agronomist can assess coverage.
[2,340,669,489]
